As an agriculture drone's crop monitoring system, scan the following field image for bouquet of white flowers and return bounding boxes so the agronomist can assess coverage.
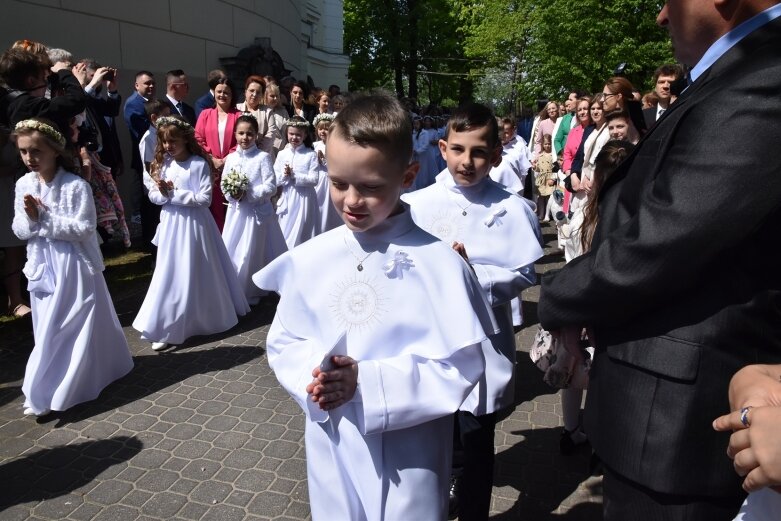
[221,168,249,199]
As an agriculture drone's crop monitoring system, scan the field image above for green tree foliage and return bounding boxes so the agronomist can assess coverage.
[344,0,674,109]
[344,0,473,106]
[460,0,674,106]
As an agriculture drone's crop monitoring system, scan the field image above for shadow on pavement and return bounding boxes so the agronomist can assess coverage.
[41,344,265,427]
[513,355,560,409]
[492,426,601,520]
[0,435,143,511]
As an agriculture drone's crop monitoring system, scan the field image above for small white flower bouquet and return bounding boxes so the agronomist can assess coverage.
[221,168,249,199]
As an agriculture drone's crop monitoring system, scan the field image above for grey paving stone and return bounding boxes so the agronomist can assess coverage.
[246,491,290,518]
[121,489,154,507]
[212,431,250,449]
[181,459,222,480]
[91,504,138,521]
[134,468,179,492]
[213,467,242,484]
[224,489,254,508]
[166,423,202,440]
[177,502,209,521]
[0,223,599,520]
[172,439,211,459]
[235,468,276,493]
[87,480,133,505]
[170,478,200,495]
[30,494,81,519]
[140,491,188,517]
[68,502,103,521]
[200,504,246,521]
[190,481,233,504]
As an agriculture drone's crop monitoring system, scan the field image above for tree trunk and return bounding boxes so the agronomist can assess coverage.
[406,0,419,101]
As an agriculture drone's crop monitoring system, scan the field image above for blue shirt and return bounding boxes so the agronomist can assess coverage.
[690,3,781,83]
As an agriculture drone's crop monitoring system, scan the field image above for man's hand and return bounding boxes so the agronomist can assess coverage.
[71,62,88,86]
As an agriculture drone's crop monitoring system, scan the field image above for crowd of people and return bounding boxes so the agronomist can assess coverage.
[3,0,781,518]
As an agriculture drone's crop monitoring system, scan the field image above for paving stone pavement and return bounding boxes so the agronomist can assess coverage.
[0,222,601,520]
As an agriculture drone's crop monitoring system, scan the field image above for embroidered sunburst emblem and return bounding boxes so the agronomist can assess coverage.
[329,274,388,332]
[426,210,462,243]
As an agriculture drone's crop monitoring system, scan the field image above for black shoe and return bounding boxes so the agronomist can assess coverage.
[559,428,588,455]
[448,475,460,519]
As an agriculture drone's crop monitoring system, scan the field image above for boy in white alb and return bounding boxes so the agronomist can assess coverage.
[138,99,171,191]
[403,103,544,520]
[254,95,497,520]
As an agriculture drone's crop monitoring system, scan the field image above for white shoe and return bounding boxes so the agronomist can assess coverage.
[151,342,170,351]
[24,407,51,417]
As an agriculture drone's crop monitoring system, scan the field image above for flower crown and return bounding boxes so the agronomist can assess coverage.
[15,119,66,148]
[312,113,335,128]
[286,117,311,128]
[155,116,194,133]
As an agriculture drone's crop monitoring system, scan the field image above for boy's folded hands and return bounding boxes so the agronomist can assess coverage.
[307,356,359,411]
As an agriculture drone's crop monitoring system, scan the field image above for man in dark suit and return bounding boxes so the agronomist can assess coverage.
[642,63,683,130]
[124,71,155,172]
[123,70,157,247]
[164,69,195,125]
[80,60,123,177]
[194,69,226,120]
[538,1,781,519]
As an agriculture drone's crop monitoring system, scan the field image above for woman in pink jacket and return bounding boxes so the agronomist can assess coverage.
[195,78,240,230]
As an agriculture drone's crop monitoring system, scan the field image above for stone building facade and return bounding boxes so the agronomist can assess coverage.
[2,0,348,208]
[2,0,349,90]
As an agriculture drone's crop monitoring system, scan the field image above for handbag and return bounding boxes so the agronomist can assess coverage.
[529,326,592,390]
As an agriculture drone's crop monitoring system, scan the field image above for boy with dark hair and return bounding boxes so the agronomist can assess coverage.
[254,93,496,519]
[404,102,544,520]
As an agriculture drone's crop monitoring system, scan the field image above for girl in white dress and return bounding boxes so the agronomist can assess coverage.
[12,118,133,417]
[274,116,320,249]
[133,117,249,351]
[312,113,341,233]
[221,114,287,305]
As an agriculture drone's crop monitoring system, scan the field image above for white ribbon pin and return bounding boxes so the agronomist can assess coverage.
[484,206,507,227]
[383,251,414,279]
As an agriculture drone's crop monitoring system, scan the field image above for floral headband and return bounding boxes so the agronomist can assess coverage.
[312,113,335,128]
[155,116,194,133]
[286,117,311,129]
[15,119,66,148]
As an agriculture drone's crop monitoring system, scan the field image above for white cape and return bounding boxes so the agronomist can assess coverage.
[254,205,497,520]
[404,174,544,413]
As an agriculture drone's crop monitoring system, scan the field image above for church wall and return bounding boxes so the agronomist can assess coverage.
[3,0,348,217]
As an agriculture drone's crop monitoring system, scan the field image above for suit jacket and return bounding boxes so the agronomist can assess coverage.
[85,90,123,171]
[284,103,317,126]
[194,91,215,120]
[5,69,86,176]
[538,15,781,498]
[642,106,657,130]
[165,98,196,126]
[6,69,86,137]
[123,92,149,172]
